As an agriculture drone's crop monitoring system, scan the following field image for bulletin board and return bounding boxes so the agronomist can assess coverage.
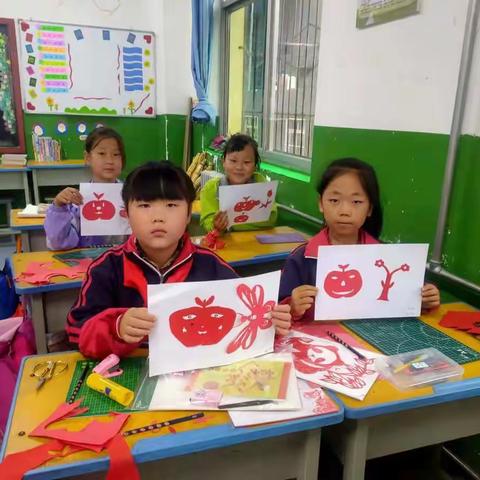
[17,19,156,118]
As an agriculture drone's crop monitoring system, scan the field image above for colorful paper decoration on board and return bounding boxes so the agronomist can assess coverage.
[148,271,280,376]
[219,181,278,227]
[80,183,131,236]
[18,20,156,117]
[314,243,429,320]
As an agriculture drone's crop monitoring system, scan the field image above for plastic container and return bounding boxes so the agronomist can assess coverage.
[375,347,464,390]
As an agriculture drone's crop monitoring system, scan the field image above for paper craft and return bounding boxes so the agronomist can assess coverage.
[315,243,429,320]
[200,228,225,249]
[189,358,291,400]
[229,379,338,427]
[15,259,91,284]
[439,311,480,335]
[219,181,278,226]
[80,183,131,236]
[276,331,379,400]
[17,203,48,217]
[148,271,280,376]
[256,232,306,244]
[147,353,301,411]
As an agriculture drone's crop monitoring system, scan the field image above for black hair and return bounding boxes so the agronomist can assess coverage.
[122,161,196,209]
[222,133,260,166]
[85,127,126,167]
[316,157,383,238]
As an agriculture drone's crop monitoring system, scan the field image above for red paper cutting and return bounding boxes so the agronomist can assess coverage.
[440,310,480,334]
[16,258,91,285]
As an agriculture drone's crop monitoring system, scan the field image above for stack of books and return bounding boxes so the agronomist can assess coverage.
[0,153,27,166]
[32,133,61,162]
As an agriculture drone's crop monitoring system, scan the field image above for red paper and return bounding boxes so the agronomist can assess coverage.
[440,311,480,329]
[16,259,91,285]
[30,401,129,451]
[105,434,140,480]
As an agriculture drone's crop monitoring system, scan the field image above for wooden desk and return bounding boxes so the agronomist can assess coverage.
[193,226,308,268]
[0,165,30,205]
[1,351,343,479]
[327,303,480,480]
[27,160,90,204]
[10,209,46,252]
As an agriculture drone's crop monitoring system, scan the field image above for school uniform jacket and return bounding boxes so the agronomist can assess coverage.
[279,227,379,321]
[67,233,238,359]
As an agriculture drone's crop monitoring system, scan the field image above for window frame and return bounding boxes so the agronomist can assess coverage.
[220,0,319,175]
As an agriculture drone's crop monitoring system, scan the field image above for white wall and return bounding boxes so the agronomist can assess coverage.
[314,0,469,134]
[2,0,196,115]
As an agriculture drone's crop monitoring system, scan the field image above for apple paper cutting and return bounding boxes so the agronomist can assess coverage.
[276,331,380,401]
[148,271,280,376]
[314,244,429,320]
[80,183,131,236]
[218,181,278,227]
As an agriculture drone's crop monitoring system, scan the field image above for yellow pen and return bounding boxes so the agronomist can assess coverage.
[393,354,428,374]
[86,372,134,407]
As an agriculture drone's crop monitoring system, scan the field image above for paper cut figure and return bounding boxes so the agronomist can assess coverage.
[200,228,225,250]
[375,259,410,301]
[315,243,428,320]
[169,296,236,347]
[16,259,91,285]
[148,271,280,376]
[82,193,116,221]
[276,331,379,400]
[80,183,131,236]
[219,181,278,226]
[323,264,363,298]
[226,284,275,353]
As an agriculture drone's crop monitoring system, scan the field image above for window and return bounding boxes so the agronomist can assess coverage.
[222,0,322,171]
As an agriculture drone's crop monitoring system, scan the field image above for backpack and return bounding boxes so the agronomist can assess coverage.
[0,258,19,320]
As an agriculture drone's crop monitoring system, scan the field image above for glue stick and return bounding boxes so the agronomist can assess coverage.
[86,372,134,407]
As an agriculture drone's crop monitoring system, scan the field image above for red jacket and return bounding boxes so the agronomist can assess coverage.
[67,233,238,358]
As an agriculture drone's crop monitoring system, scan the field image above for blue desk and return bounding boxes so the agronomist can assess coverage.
[1,351,344,479]
[10,209,46,252]
[326,303,480,480]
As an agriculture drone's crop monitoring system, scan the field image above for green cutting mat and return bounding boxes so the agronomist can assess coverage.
[65,357,146,416]
[343,317,480,364]
[53,247,110,266]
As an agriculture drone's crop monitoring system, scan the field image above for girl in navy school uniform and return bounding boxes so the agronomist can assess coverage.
[44,127,128,250]
[279,157,440,321]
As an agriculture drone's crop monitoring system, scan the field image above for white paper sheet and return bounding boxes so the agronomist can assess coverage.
[148,271,281,376]
[315,243,429,320]
[218,181,278,226]
[79,183,131,236]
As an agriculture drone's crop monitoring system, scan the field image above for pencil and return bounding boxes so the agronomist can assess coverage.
[325,330,366,360]
[68,361,90,404]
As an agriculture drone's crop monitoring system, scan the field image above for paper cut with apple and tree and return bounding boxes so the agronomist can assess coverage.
[148,271,281,376]
[314,243,428,320]
[218,181,278,226]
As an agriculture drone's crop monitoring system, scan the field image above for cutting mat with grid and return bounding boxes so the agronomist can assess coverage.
[65,357,146,416]
[343,317,480,364]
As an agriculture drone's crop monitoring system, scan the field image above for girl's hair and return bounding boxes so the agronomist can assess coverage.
[223,133,260,166]
[85,127,126,167]
[122,161,196,208]
[316,157,383,238]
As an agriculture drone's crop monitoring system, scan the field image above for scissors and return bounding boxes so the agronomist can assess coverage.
[30,360,68,390]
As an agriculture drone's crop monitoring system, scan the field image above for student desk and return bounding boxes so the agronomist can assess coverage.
[0,165,31,205]
[10,209,46,252]
[327,303,480,480]
[28,160,90,204]
[12,228,306,354]
[12,250,84,354]
[1,351,344,480]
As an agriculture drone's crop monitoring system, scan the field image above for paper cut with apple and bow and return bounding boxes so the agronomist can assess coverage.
[80,183,131,236]
[218,180,278,227]
[314,243,428,320]
[148,271,280,376]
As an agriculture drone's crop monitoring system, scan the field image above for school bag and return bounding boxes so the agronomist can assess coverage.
[0,258,19,320]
